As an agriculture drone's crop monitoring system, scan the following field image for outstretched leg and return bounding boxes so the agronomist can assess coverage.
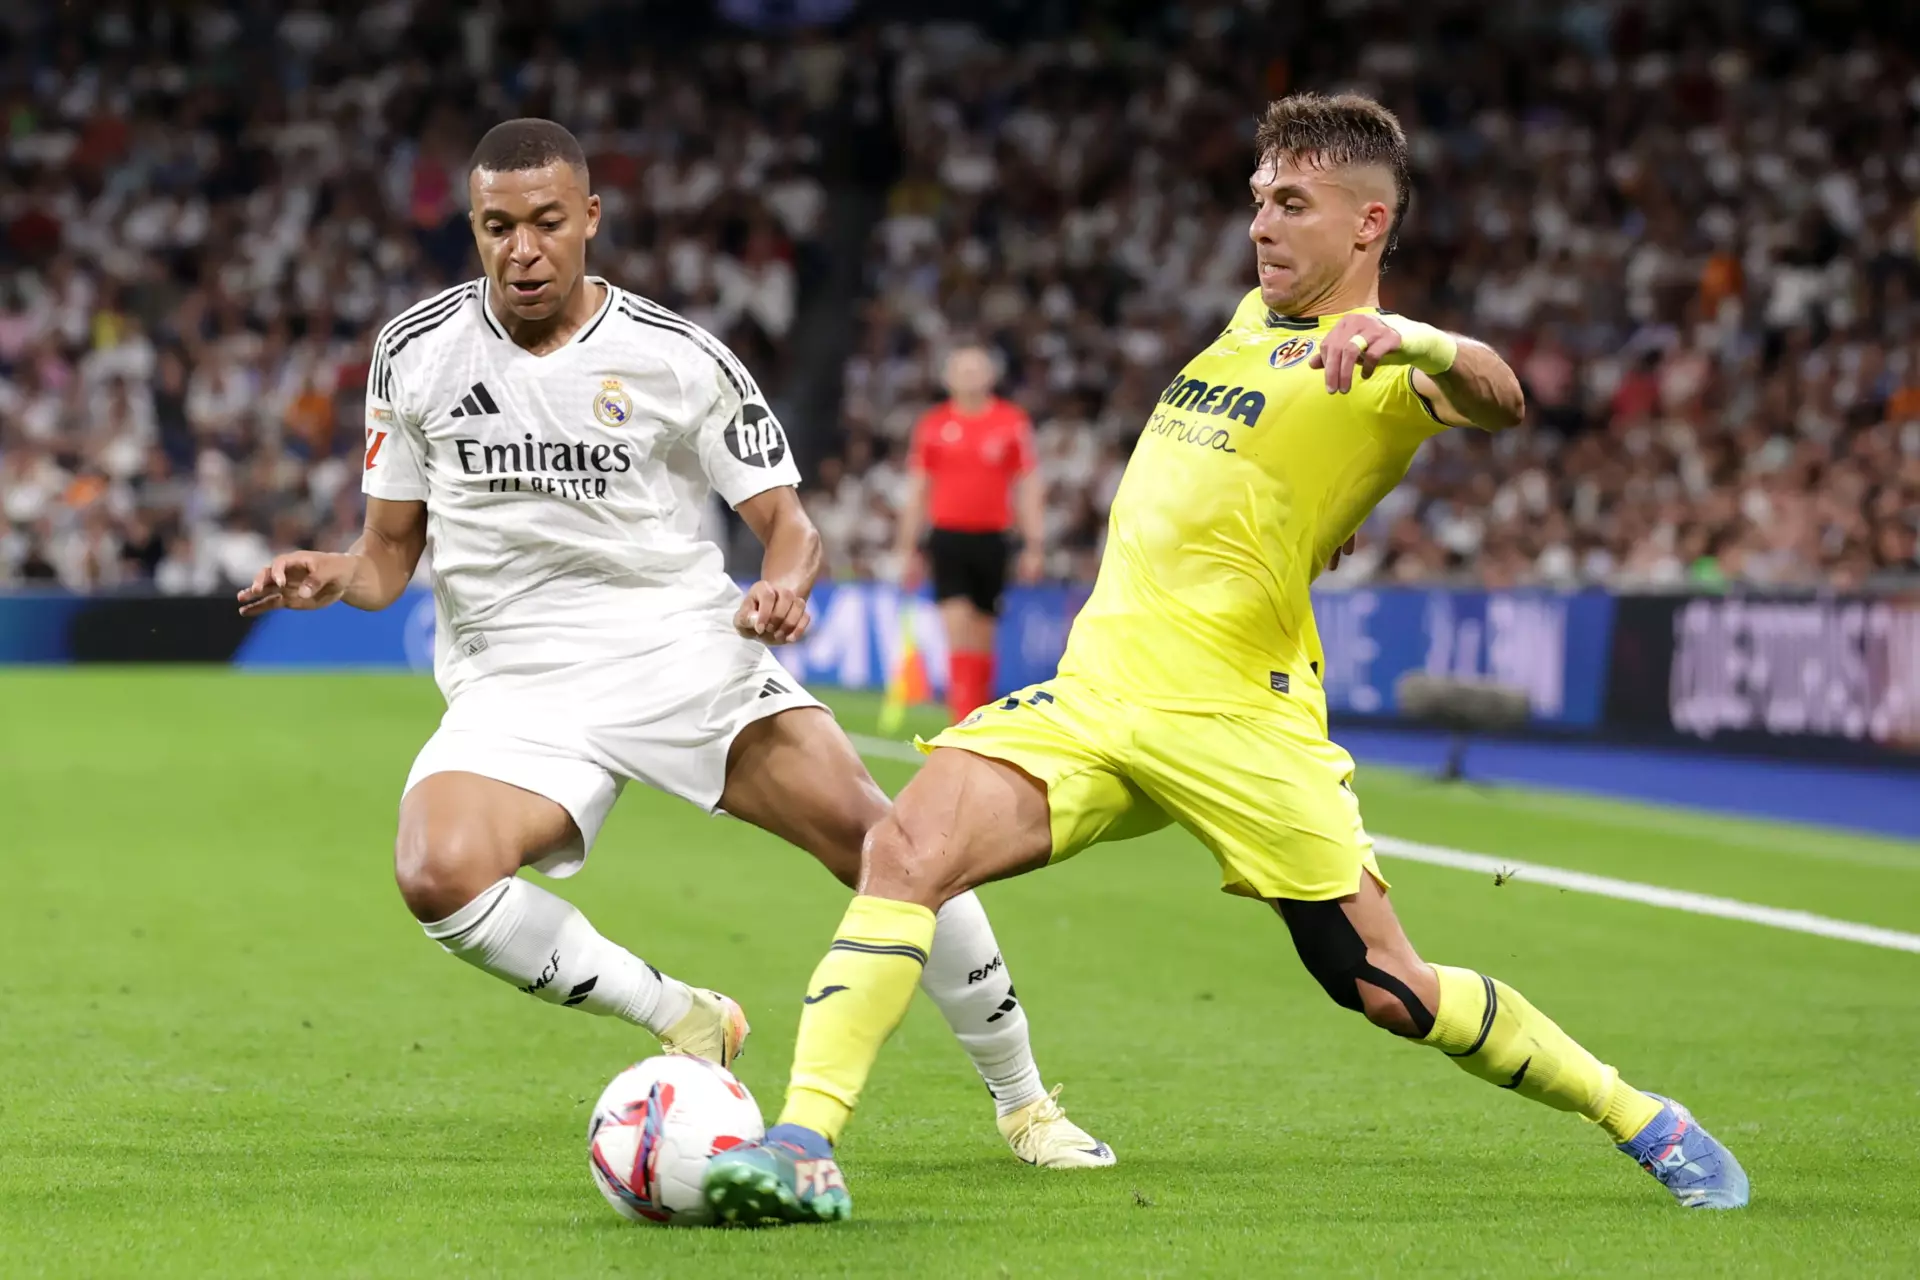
[720,709,1111,1167]
[705,744,1057,1223]
[1276,873,1749,1209]
[396,771,746,1064]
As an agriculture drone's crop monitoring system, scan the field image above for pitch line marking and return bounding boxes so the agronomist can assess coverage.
[1370,836,1920,955]
[848,733,1920,955]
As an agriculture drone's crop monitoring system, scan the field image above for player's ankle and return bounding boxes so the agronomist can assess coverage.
[766,1122,834,1157]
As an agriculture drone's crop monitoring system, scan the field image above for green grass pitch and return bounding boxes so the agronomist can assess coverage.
[3,670,1918,1278]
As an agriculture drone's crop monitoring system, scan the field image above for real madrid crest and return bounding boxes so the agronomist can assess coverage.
[1269,336,1317,369]
[593,378,634,428]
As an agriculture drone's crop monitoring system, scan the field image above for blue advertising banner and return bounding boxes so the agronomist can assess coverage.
[4,583,1613,730]
[0,592,89,663]
[15,583,1917,763]
[233,590,438,671]
[1315,588,1616,727]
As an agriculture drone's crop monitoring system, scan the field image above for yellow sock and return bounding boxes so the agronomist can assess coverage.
[1422,965,1661,1144]
[779,895,937,1144]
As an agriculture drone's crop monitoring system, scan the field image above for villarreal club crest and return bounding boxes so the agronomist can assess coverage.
[1269,336,1317,369]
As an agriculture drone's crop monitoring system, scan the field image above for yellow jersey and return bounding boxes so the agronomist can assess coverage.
[1057,289,1451,721]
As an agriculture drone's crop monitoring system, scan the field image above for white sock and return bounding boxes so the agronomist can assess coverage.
[920,890,1047,1116]
[422,878,693,1035]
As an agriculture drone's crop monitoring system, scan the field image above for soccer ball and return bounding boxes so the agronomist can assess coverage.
[586,1055,765,1226]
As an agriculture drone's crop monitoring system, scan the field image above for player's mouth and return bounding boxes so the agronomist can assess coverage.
[505,280,552,304]
[1258,261,1290,282]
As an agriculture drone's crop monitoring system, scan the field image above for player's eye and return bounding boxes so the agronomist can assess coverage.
[1284,202,1307,215]
[539,220,562,232]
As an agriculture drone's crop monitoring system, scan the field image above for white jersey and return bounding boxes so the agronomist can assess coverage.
[361,277,799,697]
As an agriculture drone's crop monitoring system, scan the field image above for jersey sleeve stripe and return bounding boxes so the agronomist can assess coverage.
[378,280,478,341]
[385,285,474,359]
[371,282,478,401]
[615,303,750,401]
[1406,366,1448,425]
[619,293,761,401]
[368,340,387,405]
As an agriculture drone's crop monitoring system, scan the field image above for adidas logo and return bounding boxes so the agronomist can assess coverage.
[449,382,500,417]
[757,678,790,700]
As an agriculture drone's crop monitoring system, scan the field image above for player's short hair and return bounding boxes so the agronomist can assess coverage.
[468,118,589,183]
[1254,92,1411,265]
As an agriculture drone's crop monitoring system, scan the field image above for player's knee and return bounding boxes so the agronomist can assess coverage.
[858,812,958,908]
[1354,976,1421,1036]
[818,782,889,891]
[394,822,513,923]
[1276,899,1436,1038]
[1352,950,1438,1037]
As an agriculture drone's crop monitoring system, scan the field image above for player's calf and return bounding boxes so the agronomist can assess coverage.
[1276,877,1747,1205]
[396,772,726,1056]
[723,715,1102,1155]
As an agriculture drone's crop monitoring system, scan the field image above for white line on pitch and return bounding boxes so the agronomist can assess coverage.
[1371,836,1920,954]
[849,733,1920,955]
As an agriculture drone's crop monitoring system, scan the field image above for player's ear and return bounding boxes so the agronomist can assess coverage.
[1355,199,1391,250]
[584,193,601,240]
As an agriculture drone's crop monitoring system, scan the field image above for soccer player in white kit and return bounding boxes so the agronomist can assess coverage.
[238,119,1111,1169]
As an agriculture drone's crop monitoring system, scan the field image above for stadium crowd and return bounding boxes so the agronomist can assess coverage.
[809,4,1920,590]
[0,1,826,590]
[2,1,1918,593]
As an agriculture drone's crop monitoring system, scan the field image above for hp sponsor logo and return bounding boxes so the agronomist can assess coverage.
[725,402,788,469]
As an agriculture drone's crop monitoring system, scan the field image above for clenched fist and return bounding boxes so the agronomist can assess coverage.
[733,579,811,645]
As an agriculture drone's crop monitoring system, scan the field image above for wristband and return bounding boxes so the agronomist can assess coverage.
[1377,315,1458,375]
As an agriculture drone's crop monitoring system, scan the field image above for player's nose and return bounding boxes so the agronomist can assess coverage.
[508,227,542,263]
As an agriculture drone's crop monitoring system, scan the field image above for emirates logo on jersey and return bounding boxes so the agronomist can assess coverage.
[454,434,635,502]
[725,402,787,468]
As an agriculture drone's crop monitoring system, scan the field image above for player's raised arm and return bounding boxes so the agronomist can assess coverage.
[236,497,427,616]
[1315,311,1525,431]
[733,486,820,645]
[1407,330,1524,431]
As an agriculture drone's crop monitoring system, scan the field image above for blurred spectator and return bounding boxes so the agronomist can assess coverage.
[4,1,1918,595]
[803,3,1920,590]
[0,1,832,589]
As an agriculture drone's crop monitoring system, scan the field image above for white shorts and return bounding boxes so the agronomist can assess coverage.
[402,628,823,878]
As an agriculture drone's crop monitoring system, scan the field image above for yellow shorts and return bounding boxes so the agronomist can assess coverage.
[923,676,1384,901]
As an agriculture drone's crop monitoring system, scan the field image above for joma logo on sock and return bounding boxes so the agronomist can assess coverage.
[523,950,562,996]
[968,954,1004,984]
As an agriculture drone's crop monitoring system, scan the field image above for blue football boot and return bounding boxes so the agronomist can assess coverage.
[703,1123,852,1226]
[1619,1093,1750,1209]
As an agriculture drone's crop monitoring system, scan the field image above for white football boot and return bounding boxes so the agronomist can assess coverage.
[658,987,750,1068]
[998,1085,1116,1169]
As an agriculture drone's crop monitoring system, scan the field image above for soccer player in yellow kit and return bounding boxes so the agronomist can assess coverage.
[706,93,1749,1223]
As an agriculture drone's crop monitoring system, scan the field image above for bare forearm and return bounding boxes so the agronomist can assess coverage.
[761,514,822,598]
[341,526,423,611]
[1427,337,1525,431]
